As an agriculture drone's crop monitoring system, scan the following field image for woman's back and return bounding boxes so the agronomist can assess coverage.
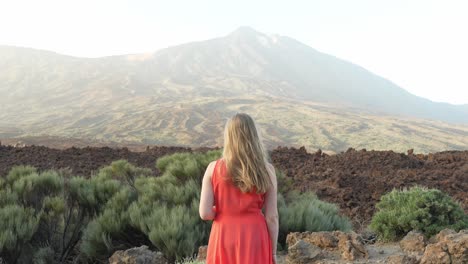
[206,158,273,264]
[212,158,265,216]
[199,113,278,264]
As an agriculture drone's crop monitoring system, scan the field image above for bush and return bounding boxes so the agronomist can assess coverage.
[0,161,149,264]
[0,168,64,264]
[370,186,468,241]
[0,205,40,263]
[278,191,352,249]
[81,150,222,263]
[79,161,153,262]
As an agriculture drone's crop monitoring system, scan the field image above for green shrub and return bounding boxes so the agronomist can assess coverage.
[32,247,54,264]
[6,165,38,186]
[0,160,148,264]
[0,204,40,263]
[370,186,468,241]
[0,168,65,264]
[278,191,352,248]
[79,161,152,262]
[80,187,150,262]
[81,150,221,263]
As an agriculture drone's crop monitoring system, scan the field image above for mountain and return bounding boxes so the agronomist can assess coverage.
[0,27,467,153]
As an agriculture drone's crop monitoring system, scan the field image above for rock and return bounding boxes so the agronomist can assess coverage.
[197,245,208,261]
[335,232,368,261]
[287,231,338,249]
[315,149,322,156]
[299,146,307,153]
[407,149,414,155]
[286,231,368,262]
[109,245,167,264]
[439,229,468,264]
[360,229,377,244]
[420,229,467,264]
[346,147,356,153]
[287,239,322,264]
[386,254,419,264]
[310,232,338,249]
[400,231,426,255]
[434,228,456,243]
[420,243,451,264]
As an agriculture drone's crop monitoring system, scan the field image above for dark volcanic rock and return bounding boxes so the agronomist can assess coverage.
[0,145,192,177]
[270,146,468,223]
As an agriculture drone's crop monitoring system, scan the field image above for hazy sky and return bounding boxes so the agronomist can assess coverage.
[1,0,467,105]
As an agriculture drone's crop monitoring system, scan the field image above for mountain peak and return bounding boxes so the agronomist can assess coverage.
[226,26,281,48]
[228,26,264,37]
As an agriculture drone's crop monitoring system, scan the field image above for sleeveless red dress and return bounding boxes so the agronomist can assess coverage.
[206,158,273,264]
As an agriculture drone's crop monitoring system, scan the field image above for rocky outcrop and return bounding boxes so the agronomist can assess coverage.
[420,229,467,264]
[287,240,322,264]
[286,231,368,263]
[382,229,467,264]
[400,231,427,255]
[109,246,167,264]
[134,229,467,264]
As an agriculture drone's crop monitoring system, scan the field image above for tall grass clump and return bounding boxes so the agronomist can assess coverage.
[370,186,468,241]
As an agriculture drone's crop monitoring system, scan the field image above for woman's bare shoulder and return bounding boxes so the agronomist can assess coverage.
[206,159,220,177]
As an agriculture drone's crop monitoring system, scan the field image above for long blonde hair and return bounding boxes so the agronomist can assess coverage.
[222,113,271,193]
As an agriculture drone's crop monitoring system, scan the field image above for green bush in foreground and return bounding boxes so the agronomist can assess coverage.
[278,190,352,249]
[80,150,221,263]
[370,186,468,241]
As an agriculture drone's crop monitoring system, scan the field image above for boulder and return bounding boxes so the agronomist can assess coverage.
[286,239,322,264]
[420,243,451,264]
[287,231,338,249]
[400,231,426,255]
[286,231,368,262]
[109,246,167,264]
[335,231,368,261]
[434,228,456,243]
[421,229,467,264]
[444,230,468,264]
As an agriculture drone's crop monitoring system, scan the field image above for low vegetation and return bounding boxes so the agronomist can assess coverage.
[370,186,468,241]
[0,150,351,263]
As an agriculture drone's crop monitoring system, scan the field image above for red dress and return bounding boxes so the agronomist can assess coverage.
[206,158,273,264]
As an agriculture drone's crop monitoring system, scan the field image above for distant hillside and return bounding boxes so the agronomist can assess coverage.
[0,27,467,153]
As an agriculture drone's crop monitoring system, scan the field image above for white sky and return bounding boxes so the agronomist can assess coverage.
[0,0,467,105]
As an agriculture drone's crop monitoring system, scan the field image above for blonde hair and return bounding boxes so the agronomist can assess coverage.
[222,113,271,193]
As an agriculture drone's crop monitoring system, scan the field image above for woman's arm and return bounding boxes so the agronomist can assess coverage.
[264,163,279,257]
[199,161,216,220]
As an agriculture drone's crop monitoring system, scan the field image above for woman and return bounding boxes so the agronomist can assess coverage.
[199,113,279,264]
